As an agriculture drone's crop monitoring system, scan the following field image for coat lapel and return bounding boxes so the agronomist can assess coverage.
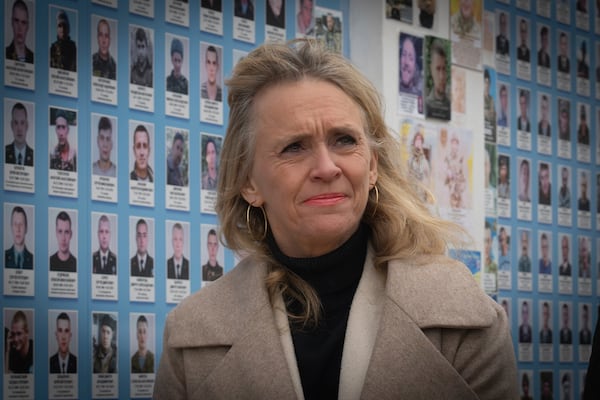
[361,255,495,399]
[198,302,298,399]
[361,299,479,400]
[167,260,299,399]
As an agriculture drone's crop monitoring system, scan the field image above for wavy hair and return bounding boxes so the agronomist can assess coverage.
[217,39,465,325]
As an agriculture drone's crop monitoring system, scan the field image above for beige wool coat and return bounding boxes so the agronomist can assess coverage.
[154,250,519,400]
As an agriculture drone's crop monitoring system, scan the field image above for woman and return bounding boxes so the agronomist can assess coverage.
[155,40,517,399]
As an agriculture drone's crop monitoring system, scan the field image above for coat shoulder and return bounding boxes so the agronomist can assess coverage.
[166,257,269,347]
[387,254,498,328]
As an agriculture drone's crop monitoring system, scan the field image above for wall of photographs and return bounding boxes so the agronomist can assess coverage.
[487,1,599,399]
[364,0,600,398]
[0,0,348,398]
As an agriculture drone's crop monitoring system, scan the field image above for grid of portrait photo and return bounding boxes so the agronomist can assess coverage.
[391,0,600,398]
[485,1,600,399]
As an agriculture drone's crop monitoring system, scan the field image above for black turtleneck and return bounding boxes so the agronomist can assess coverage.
[267,224,368,400]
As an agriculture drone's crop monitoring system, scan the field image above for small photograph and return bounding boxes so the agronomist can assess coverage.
[386,0,413,23]
[484,143,496,194]
[4,308,34,373]
[234,0,255,20]
[495,82,510,128]
[129,25,153,88]
[537,24,550,68]
[537,93,551,137]
[516,17,530,63]
[538,161,552,206]
[559,302,573,344]
[558,165,572,208]
[577,103,591,146]
[424,36,451,120]
[518,299,532,343]
[48,310,78,374]
[407,124,432,202]
[91,213,117,275]
[558,233,572,276]
[92,312,117,373]
[495,10,510,57]
[539,301,553,344]
[91,114,117,177]
[166,128,189,187]
[577,169,591,211]
[201,224,224,282]
[483,219,497,275]
[130,313,155,373]
[4,99,34,166]
[48,208,77,273]
[399,33,423,98]
[483,68,496,141]
[166,221,190,280]
[517,229,532,273]
[5,0,35,63]
[450,0,482,40]
[201,0,222,12]
[576,37,590,80]
[578,235,591,278]
[130,217,155,277]
[315,7,343,54]
[200,43,223,102]
[538,231,552,275]
[266,0,284,28]
[517,157,531,203]
[201,133,222,191]
[497,225,510,271]
[296,0,315,36]
[49,107,77,172]
[516,88,531,132]
[558,98,571,141]
[165,34,189,95]
[497,154,510,199]
[49,6,77,72]
[580,303,593,345]
[130,122,154,182]
[540,371,553,399]
[417,0,436,29]
[557,31,570,75]
[4,204,34,269]
[519,371,533,400]
[91,15,117,80]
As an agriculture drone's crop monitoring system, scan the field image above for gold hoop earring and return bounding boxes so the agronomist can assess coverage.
[246,204,268,241]
[370,185,379,218]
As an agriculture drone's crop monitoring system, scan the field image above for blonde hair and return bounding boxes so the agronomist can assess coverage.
[217,40,464,325]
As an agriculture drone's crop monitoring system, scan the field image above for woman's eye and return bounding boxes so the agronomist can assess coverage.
[282,142,303,153]
[335,134,357,146]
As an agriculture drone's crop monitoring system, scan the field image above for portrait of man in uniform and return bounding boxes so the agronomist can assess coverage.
[130,27,152,88]
[5,0,34,63]
[5,205,33,269]
[5,101,33,166]
[166,36,188,95]
[131,218,154,277]
[92,214,116,275]
[92,17,116,80]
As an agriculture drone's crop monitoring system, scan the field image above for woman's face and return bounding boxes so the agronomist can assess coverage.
[243,79,378,258]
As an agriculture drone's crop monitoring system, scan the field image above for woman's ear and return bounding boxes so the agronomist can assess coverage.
[241,178,264,207]
[369,150,379,186]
